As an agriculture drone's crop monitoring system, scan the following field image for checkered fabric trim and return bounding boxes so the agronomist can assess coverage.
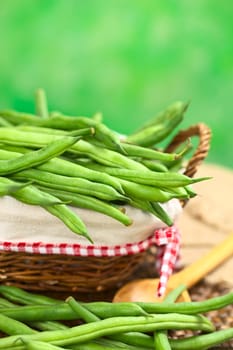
[0,225,180,297]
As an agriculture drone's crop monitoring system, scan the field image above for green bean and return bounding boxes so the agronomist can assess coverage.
[0,314,214,349]
[129,197,173,226]
[70,338,145,350]
[43,204,92,243]
[0,116,13,126]
[0,135,85,175]
[11,169,128,202]
[66,297,100,323]
[35,88,49,119]
[43,188,133,226]
[0,127,92,150]
[0,285,62,306]
[0,177,64,206]
[0,297,16,308]
[30,321,68,332]
[0,177,32,196]
[80,161,209,188]
[121,142,181,162]
[105,328,233,350]
[141,160,169,172]
[170,328,233,350]
[0,313,36,336]
[19,339,69,350]
[115,178,178,203]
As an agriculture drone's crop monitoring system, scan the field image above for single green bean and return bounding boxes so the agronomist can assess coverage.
[70,338,145,350]
[141,160,168,172]
[80,161,209,188]
[121,142,181,162]
[11,168,128,202]
[35,88,49,119]
[0,177,32,196]
[43,188,133,226]
[0,177,64,206]
[117,178,177,203]
[0,135,84,175]
[170,328,233,350]
[19,339,69,350]
[44,204,92,243]
[0,285,62,306]
[129,197,173,226]
[0,313,36,335]
[30,321,68,332]
[0,116,13,126]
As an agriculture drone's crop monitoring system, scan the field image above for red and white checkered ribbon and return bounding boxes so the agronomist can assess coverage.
[0,225,180,297]
[155,226,181,296]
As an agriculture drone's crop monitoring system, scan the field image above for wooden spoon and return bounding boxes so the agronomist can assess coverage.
[113,232,233,303]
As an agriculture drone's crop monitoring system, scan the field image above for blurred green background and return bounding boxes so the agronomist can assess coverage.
[0,0,232,168]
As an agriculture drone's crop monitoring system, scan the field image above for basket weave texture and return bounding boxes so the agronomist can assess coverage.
[0,123,211,293]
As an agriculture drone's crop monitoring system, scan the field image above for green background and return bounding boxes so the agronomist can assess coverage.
[0,0,232,168]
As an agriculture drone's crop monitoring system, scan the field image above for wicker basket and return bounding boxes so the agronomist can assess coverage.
[0,123,211,293]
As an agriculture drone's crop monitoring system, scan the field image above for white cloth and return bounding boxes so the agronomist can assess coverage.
[0,196,182,246]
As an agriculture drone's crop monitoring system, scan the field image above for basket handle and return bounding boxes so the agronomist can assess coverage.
[165,123,212,179]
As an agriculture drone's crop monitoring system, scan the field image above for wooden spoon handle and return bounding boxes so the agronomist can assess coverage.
[175,232,233,288]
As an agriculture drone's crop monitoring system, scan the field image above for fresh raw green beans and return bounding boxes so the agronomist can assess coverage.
[0,291,232,321]
[0,110,124,153]
[0,128,146,170]
[0,135,84,175]
[0,314,214,349]
[0,149,124,195]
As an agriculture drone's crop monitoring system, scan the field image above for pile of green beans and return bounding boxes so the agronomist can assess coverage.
[0,90,210,241]
[0,285,232,349]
